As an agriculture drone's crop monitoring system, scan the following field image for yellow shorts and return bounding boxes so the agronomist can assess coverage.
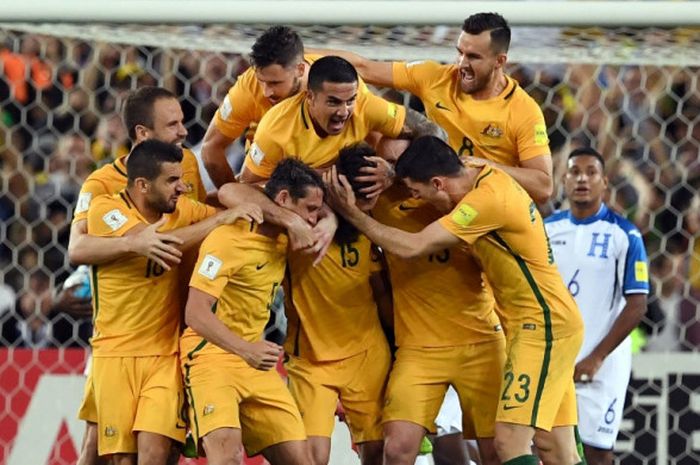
[183,353,306,457]
[93,355,185,455]
[77,368,97,423]
[384,337,506,438]
[285,337,391,443]
[496,330,583,431]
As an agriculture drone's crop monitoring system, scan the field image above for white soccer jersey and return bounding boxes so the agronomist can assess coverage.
[545,204,649,360]
[545,203,650,449]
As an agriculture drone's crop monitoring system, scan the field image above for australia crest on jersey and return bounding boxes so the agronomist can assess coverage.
[481,123,503,139]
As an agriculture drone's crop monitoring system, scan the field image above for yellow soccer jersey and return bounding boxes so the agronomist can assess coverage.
[87,192,216,357]
[213,54,324,142]
[392,60,550,166]
[285,234,385,362]
[244,88,406,179]
[373,185,500,348]
[73,148,206,223]
[438,166,581,339]
[180,221,288,358]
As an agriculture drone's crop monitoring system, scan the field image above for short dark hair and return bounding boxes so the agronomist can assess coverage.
[307,56,358,93]
[462,12,511,54]
[250,26,304,69]
[127,139,183,186]
[123,86,177,141]
[264,158,325,201]
[395,136,463,182]
[336,142,376,202]
[568,147,606,170]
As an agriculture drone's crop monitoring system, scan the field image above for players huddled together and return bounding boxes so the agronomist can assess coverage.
[68,12,648,465]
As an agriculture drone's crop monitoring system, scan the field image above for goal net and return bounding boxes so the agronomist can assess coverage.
[1,15,699,465]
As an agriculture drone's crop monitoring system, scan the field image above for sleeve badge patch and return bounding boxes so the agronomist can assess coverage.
[534,123,549,146]
[198,254,223,280]
[102,209,128,231]
[635,261,648,282]
[451,203,478,226]
[75,192,93,214]
[249,142,265,166]
[219,95,233,121]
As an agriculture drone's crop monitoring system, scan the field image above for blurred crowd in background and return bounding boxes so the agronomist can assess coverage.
[0,31,698,350]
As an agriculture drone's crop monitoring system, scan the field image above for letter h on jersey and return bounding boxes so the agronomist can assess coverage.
[587,232,612,259]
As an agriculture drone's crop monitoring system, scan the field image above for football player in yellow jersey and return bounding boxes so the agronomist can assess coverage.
[70,86,207,465]
[352,150,505,465]
[282,144,391,465]
[311,12,553,204]
[86,140,261,465]
[337,143,503,465]
[202,26,310,187]
[181,159,325,465]
[240,56,445,184]
[69,86,207,269]
[325,136,585,465]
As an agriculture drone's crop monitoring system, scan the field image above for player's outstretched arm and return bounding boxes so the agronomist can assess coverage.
[218,182,315,251]
[68,218,184,269]
[185,287,282,370]
[574,293,647,382]
[168,203,264,252]
[324,166,458,258]
[201,122,238,188]
[306,47,394,87]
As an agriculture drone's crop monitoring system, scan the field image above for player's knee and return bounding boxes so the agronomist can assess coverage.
[309,445,330,465]
[137,438,171,465]
[532,430,555,454]
[383,434,417,464]
[493,424,531,460]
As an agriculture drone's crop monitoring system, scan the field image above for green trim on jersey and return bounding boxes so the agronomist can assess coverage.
[489,231,553,426]
[91,266,99,323]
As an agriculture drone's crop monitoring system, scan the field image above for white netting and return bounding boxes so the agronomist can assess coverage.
[0,21,699,465]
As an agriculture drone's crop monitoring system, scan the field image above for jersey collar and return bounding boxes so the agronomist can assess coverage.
[568,203,608,225]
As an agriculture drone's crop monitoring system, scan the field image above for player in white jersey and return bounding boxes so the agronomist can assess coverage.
[544,148,649,465]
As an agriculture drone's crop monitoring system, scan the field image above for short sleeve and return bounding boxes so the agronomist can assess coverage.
[622,228,650,294]
[213,73,260,140]
[438,174,503,245]
[512,95,551,162]
[86,196,141,238]
[73,178,110,223]
[189,228,244,298]
[391,60,443,97]
[243,124,285,179]
[362,91,406,138]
